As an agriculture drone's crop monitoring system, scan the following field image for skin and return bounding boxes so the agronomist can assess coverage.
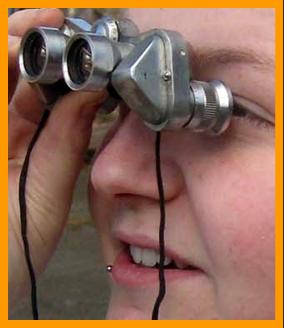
[89,9,275,319]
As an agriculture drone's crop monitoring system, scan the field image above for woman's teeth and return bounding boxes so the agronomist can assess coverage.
[129,245,187,269]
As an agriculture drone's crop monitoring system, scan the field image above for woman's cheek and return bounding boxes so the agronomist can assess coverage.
[180,140,274,275]
[178,142,274,318]
[212,163,274,274]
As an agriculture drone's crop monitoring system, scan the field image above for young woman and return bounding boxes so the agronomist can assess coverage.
[8,8,275,319]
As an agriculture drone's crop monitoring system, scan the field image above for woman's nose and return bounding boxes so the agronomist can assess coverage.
[90,112,183,201]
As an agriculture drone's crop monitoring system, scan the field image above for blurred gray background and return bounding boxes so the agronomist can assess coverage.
[8,8,124,319]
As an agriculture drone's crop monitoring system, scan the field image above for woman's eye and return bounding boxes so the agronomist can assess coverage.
[233,110,271,129]
[232,102,274,130]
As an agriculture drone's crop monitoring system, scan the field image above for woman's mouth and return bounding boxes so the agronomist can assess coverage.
[110,243,204,288]
[129,245,196,270]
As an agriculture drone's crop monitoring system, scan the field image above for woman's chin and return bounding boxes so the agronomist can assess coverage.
[106,305,149,320]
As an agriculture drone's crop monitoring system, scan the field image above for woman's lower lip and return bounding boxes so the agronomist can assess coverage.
[111,249,203,288]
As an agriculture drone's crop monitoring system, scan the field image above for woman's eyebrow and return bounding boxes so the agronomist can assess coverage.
[188,44,274,71]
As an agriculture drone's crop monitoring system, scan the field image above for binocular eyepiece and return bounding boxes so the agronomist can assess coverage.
[20,30,46,79]
[63,33,122,91]
[19,16,233,134]
[65,37,93,86]
[18,18,95,105]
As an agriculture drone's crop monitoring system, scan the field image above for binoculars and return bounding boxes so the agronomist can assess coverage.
[19,16,233,134]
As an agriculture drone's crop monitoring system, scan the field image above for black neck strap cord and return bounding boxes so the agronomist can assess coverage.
[18,108,50,320]
[19,111,166,320]
[152,131,166,320]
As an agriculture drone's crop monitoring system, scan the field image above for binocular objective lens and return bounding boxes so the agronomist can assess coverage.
[23,33,47,77]
[67,40,92,85]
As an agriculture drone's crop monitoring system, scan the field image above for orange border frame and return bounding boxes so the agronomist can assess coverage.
[1,1,283,326]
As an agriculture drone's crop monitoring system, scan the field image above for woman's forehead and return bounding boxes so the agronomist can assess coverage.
[128,8,275,115]
[127,9,274,57]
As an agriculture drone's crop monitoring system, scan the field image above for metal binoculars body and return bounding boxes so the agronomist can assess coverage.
[19,16,233,134]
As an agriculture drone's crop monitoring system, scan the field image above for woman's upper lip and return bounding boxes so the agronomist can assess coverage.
[113,229,202,270]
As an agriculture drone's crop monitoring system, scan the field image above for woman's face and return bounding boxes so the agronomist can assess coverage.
[89,9,275,319]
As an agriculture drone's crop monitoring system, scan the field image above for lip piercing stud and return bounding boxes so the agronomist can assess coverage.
[106,265,113,272]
